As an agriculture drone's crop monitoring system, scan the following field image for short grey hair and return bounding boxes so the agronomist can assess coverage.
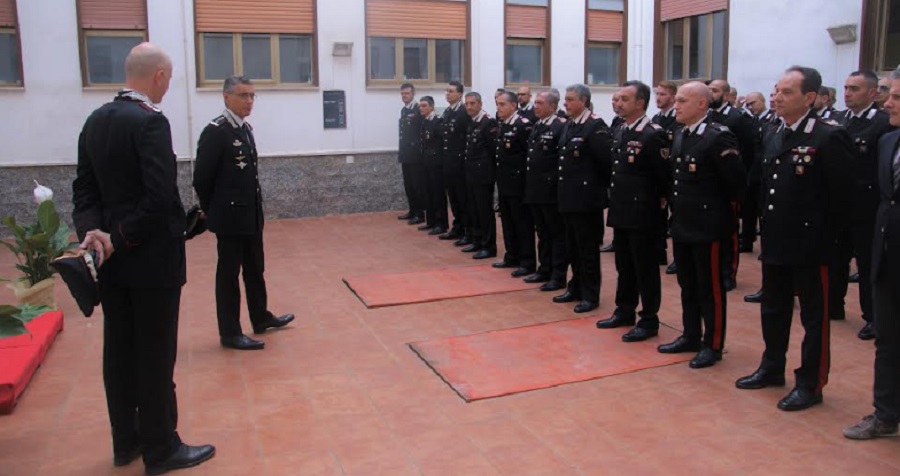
[224,75,253,94]
[566,84,591,104]
[465,91,482,103]
[538,90,559,108]
[891,65,900,81]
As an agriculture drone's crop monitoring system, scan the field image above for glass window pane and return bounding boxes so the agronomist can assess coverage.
[688,15,708,79]
[435,39,464,83]
[588,0,624,11]
[506,42,543,84]
[86,34,143,84]
[883,0,900,70]
[0,32,21,85]
[666,20,684,80]
[203,33,234,81]
[711,11,726,79]
[242,34,272,80]
[586,44,619,85]
[369,37,396,80]
[402,38,427,80]
[279,35,312,83]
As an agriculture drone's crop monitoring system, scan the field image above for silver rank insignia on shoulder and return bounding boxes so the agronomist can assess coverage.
[233,140,242,147]
[804,119,816,133]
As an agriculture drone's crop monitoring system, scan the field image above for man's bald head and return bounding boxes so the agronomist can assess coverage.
[124,42,173,104]
[674,81,712,125]
[744,91,766,116]
[516,86,532,108]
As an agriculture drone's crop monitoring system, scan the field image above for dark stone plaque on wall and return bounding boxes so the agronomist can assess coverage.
[323,90,347,129]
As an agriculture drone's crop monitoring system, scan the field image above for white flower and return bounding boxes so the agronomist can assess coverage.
[33,180,53,204]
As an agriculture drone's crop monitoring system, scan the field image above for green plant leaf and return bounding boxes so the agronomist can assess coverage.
[0,314,28,338]
[36,200,60,235]
[50,227,75,257]
[14,304,50,324]
[2,215,26,242]
[0,305,18,317]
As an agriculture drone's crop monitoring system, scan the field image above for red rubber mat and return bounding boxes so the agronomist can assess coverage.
[0,311,64,414]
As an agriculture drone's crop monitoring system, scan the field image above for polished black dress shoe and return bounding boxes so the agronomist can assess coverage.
[665,262,678,275]
[657,336,701,354]
[596,314,636,329]
[428,226,447,236]
[777,387,823,411]
[523,273,550,283]
[622,327,658,342]
[454,238,472,247]
[252,313,295,334]
[145,443,216,475]
[600,243,615,253]
[473,249,496,259]
[848,272,860,283]
[461,244,481,253]
[574,300,599,313]
[511,267,534,278]
[723,277,736,292]
[540,281,565,292]
[407,216,425,225]
[689,347,722,369]
[552,290,580,303]
[417,224,434,231]
[858,322,876,340]
[744,289,763,303]
[398,213,412,220]
[220,335,265,350]
[735,368,785,389]
[439,231,461,240]
[492,260,517,269]
[114,445,144,467]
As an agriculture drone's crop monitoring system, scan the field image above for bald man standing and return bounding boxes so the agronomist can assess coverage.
[73,43,215,473]
[517,86,537,123]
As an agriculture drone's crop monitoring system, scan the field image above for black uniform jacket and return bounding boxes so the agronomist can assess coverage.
[73,92,186,288]
[421,114,444,167]
[518,104,537,123]
[441,102,471,167]
[707,104,758,178]
[193,113,264,236]
[607,116,671,231]
[758,111,854,266]
[872,129,900,281]
[838,104,896,222]
[524,115,566,205]
[669,121,746,243]
[652,109,678,136]
[398,103,423,164]
[465,111,499,186]
[557,111,613,213]
[495,113,533,197]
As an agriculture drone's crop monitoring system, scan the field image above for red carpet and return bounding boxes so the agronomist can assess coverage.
[409,317,691,401]
[343,264,539,308]
[0,311,64,414]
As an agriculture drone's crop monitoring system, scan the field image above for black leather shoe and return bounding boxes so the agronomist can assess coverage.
[735,368,786,389]
[473,249,496,259]
[511,267,534,278]
[657,336,701,354]
[461,244,481,253]
[600,243,615,253]
[744,289,763,303]
[145,443,216,475]
[398,213,412,220]
[417,224,433,231]
[252,314,295,334]
[689,347,722,369]
[858,322,876,340]
[574,300,599,313]
[666,262,678,275]
[428,226,446,236]
[114,445,144,467]
[540,281,565,292]
[523,273,550,283]
[723,277,736,292]
[622,327,658,342]
[596,314,636,329]
[492,260,517,269]
[220,335,265,350]
[439,231,461,240]
[407,216,425,225]
[849,272,860,283]
[777,387,823,411]
[454,238,472,247]
[552,290,580,303]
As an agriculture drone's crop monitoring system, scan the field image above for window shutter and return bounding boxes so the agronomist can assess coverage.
[506,4,548,39]
[0,0,15,28]
[195,0,315,34]
[587,10,623,42]
[367,0,467,40]
[77,0,146,30]
[660,0,727,22]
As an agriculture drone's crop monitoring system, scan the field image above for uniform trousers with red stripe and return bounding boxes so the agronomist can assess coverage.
[720,202,740,281]
[760,263,831,393]
[673,240,727,351]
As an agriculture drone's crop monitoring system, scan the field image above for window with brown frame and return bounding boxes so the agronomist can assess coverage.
[861,0,900,73]
[586,0,625,86]
[77,0,147,86]
[0,0,22,86]
[654,0,728,84]
[195,0,317,86]
[505,0,549,86]
[366,0,469,86]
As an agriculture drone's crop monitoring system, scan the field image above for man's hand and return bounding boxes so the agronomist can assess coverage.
[80,230,115,267]
[659,198,668,209]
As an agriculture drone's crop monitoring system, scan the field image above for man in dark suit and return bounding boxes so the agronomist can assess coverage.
[418,96,448,235]
[462,92,500,259]
[493,90,536,276]
[193,76,294,351]
[397,83,426,224]
[735,66,853,412]
[596,81,670,342]
[814,86,838,119]
[829,71,895,341]
[653,81,678,272]
[552,84,612,314]
[524,90,568,291]
[439,81,472,244]
[657,82,746,369]
[73,43,214,474]
[517,86,537,123]
[843,67,900,439]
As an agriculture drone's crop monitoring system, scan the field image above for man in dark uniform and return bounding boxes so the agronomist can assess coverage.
[829,70,895,340]
[493,91,536,276]
[596,81,670,342]
[601,92,626,254]
[814,86,838,119]
[552,84,612,313]
[653,81,679,271]
[73,43,214,474]
[439,81,472,245]
[735,66,853,412]
[462,92,500,259]
[524,90,568,291]
[397,83,426,224]
[657,81,746,369]
[517,86,537,123]
[193,76,295,351]
[418,96,448,235]
[843,67,900,439]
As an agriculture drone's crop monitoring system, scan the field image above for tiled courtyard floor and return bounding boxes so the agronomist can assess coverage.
[1,211,899,475]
